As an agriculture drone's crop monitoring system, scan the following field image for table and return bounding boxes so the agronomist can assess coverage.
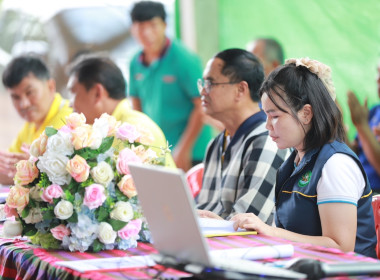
[0,234,379,280]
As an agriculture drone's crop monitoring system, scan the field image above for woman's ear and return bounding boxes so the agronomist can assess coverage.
[302,104,313,125]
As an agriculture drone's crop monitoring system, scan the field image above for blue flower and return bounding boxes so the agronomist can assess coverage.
[118,238,137,250]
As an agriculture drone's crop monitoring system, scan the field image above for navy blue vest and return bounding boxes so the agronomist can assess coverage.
[275,141,377,258]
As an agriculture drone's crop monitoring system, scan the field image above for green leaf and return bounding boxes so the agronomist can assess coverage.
[75,147,96,160]
[43,209,54,220]
[98,136,114,153]
[115,188,128,202]
[64,190,75,202]
[92,239,103,253]
[23,223,37,236]
[67,211,78,223]
[24,228,38,236]
[30,232,61,249]
[21,207,30,219]
[108,219,127,231]
[81,178,95,188]
[37,173,52,188]
[96,206,109,222]
[45,127,58,137]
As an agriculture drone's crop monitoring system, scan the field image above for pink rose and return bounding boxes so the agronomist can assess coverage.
[118,219,142,240]
[66,155,90,182]
[6,185,30,210]
[71,125,101,150]
[41,184,63,204]
[65,112,86,130]
[116,123,140,143]
[29,132,48,158]
[58,125,72,134]
[50,224,71,240]
[136,126,154,145]
[14,160,39,185]
[83,184,106,210]
[116,148,142,175]
[4,203,17,218]
[117,174,137,198]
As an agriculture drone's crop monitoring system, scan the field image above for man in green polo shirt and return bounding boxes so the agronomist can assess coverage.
[128,0,214,171]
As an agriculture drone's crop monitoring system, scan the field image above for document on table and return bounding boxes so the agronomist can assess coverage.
[210,244,294,260]
[55,255,156,273]
[198,217,257,237]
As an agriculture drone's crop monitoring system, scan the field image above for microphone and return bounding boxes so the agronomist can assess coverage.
[288,258,380,280]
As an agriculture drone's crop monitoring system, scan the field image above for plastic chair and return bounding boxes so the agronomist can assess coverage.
[371,194,380,258]
[186,163,204,198]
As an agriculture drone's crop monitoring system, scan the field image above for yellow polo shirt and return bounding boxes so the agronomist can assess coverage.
[112,99,175,167]
[9,93,73,153]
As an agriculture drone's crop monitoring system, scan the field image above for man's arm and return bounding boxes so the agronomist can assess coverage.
[172,97,204,171]
[347,91,380,174]
[228,135,287,223]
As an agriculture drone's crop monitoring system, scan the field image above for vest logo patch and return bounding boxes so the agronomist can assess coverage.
[298,170,312,187]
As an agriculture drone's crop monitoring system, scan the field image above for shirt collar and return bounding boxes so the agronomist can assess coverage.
[226,110,267,146]
[139,38,171,66]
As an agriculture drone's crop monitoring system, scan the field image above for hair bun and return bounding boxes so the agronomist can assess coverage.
[285,57,336,101]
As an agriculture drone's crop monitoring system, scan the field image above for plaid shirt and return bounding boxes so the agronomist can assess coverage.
[196,111,289,223]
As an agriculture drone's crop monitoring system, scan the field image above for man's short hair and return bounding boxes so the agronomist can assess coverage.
[257,38,284,65]
[215,48,264,102]
[130,1,166,22]
[69,55,126,100]
[2,55,50,88]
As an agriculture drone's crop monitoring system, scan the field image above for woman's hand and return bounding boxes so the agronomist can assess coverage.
[197,209,223,220]
[230,213,274,236]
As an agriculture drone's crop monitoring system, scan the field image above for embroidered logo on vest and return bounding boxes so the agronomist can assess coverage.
[298,170,312,187]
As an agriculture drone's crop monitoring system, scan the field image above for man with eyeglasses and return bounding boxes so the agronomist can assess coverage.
[128,1,214,171]
[197,48,289,223]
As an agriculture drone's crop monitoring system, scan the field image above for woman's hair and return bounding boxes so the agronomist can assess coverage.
[259,62,346,153]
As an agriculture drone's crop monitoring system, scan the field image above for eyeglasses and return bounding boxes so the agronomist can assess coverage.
[197,79,238,94]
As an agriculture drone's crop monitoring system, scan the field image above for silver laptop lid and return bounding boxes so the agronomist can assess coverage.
[128,163,212,266]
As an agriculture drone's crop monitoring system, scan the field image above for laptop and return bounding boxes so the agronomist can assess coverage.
[128,163,306,279]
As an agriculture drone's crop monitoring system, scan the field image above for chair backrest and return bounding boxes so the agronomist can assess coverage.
[186,163,204,198]
[371,194,380,258]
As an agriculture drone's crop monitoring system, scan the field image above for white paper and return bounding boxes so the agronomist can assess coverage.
[55,255,156,272]
[210,244,294,260]
[198,217,244,235]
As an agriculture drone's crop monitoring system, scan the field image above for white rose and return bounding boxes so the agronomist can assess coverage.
[0,204,6,221]
[23,208,43,224]
[90,161,114,186]
[93,116,110,139]
[3,220,23,237]
[37,152,71,185]
[90,129,103,150]
[110,201,134,222]
[54,200,74,220]
[46,131,73,156]
[98,222,116,244]
[29,186,43,201]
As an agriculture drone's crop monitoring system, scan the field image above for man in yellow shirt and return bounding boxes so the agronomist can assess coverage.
[0,55,72,185]
[67,55,175,167]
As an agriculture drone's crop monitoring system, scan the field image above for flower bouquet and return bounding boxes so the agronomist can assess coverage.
[3,113,169,252]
